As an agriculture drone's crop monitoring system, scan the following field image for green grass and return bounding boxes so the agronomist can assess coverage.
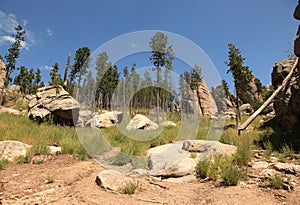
[0,113,86,156]
[121,180,139,195]
[268,175,284,189]
[0,158,9,170]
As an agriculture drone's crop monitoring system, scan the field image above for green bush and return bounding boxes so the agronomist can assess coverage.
[221,165,240,186]
[122,180,139,195]
[268,175,284,189]
[195,159,211,179]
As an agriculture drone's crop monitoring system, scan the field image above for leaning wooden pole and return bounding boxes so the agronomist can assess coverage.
[238,58,299,135]
[63,53,71,89]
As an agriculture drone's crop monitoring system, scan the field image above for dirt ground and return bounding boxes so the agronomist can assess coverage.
[0,155,299,205]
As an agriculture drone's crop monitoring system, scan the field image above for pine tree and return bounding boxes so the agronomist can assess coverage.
[70,47,91,99]
[225,43,252,129]
[49,62,63,87]
[95,52,110,110]
[4,25,26,87]
[149,32,174,123]
[14,66,28,93]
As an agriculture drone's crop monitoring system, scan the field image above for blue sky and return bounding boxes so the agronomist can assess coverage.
[0,0,298,90]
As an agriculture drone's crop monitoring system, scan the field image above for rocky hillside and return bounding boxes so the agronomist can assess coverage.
[272,58,300,128]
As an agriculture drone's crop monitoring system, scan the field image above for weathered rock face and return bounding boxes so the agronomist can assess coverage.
[181,80,218,117]
[126,114,158,130]
[0,60,5,90]
[272,58,300,127]
[197,80,218,117]
[238,77,259,104]
[181,89,202,116]
[28,86,80,125]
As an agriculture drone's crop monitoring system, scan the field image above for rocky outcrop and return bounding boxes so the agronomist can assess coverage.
[181,89,202,116]
[0,60,5,90]
[0,60,6,105]
[238,77,260,104]
[28,86,80,125]
[181,79,218,117]
[196,80,218,117]
[126,114,158,130]
[272,58,300,127]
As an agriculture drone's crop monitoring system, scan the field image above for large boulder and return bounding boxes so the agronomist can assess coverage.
[147,140,237,177]
[86,111,123,128]
[126,114,158,130]
[272,58,300,127]
[28,86,80,125]
[0,141,32,162]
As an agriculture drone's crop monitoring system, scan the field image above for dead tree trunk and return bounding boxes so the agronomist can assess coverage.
[63,53,71,89]
[238,58,299,135]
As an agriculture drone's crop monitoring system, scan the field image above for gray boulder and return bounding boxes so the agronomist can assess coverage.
[28,86,80,125]
[126,114,158,130]
[0,141,32,162]
[147,140,237,177]
[86,111,123,128]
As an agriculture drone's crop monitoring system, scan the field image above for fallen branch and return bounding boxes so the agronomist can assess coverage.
[238,58,299,134]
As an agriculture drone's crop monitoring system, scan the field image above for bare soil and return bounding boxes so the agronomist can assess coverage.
[0,155,299,205]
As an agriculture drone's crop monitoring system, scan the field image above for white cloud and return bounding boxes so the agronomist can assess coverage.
[0,10,34,50]
[0,35,14,43]
[46,28,53,37]
[0,11,19,34]
[40,65,52,70]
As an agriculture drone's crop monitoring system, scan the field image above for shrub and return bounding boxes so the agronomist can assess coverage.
[280,143,295,158]
[122,180,139,195]
[221,165,240,186]
[195,159,211,179]
[269,175,284,189]
[233,134,252,167]
[263,141,273,159]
